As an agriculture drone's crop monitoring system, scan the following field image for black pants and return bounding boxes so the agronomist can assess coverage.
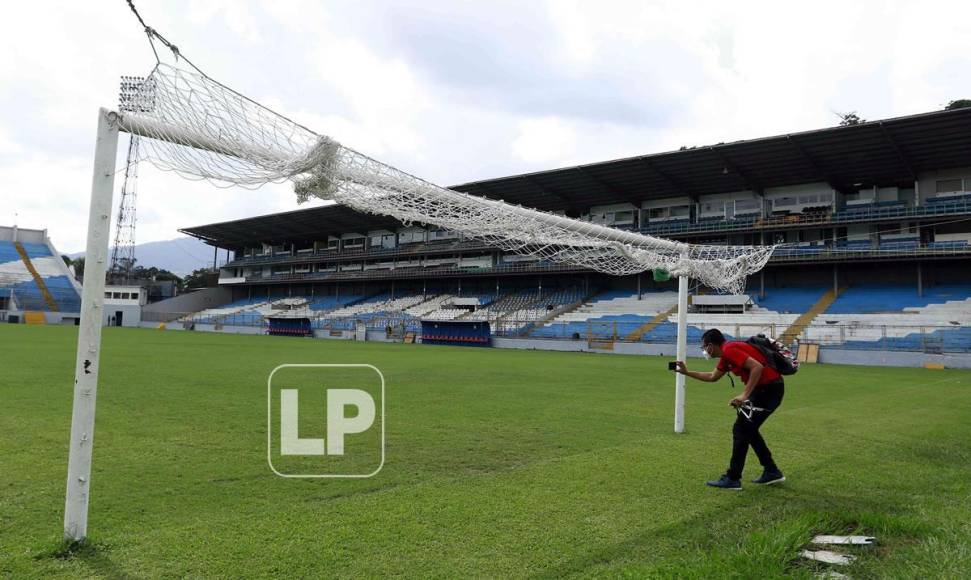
[727,380,784,480]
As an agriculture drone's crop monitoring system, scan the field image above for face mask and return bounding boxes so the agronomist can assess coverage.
[701,346,712,360]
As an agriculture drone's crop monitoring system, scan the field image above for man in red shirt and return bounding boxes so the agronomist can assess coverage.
[675,328,785,490]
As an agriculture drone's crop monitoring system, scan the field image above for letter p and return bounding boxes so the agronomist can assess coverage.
[326,389,376,455]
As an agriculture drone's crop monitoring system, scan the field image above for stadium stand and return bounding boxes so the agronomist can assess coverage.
[421,293,497,321]
[800,284,971,350]
[167,107,971,359]
[403,294,451,318]
[465,287,584,334]
[531,290,679,339]
[750,286,829,314]
[307,295,364,311]
[0,229,82,315]
[188,297,271,324]
[823,284,971,313]
[325,293,427,318]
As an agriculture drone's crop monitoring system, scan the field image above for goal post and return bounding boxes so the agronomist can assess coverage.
[64,65,774,541]
[64,109,120,541]
[674,275,689,433]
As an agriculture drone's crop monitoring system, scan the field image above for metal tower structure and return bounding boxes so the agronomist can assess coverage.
[109,134,139,282]
[109,75,152,283]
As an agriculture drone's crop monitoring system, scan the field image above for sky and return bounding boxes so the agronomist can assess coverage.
[1,0,969,258]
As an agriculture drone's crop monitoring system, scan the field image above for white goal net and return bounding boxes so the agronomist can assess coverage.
[120,64,774,293]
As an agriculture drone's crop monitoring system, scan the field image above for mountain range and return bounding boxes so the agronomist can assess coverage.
[69,236,226,276]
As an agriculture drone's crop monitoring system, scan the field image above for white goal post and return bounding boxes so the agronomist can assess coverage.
[64,110,121,542]
[65,76,774,538]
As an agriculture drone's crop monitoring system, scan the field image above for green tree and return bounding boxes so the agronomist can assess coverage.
[837,111,865,126]
[71,257,85,279]
[129,264,185,291]
[945,99,971,111]
[183,268,213,290]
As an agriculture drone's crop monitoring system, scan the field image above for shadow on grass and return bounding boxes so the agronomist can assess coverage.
[38,538,135,580]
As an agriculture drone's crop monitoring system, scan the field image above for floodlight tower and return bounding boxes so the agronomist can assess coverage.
[109,77,152,282]
[109,135,139,282]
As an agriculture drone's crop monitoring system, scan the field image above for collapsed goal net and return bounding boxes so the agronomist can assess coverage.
[120,64,775,294]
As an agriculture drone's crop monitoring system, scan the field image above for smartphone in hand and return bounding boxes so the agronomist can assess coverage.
[668,361,678,371]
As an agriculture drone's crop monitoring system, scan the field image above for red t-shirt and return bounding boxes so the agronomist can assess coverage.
[717,341,781,385]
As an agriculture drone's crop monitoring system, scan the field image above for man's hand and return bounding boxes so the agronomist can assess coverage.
[674,361,688,374]
[730,395,747,407]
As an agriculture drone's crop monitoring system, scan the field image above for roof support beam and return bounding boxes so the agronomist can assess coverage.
[709,146,762,193]
[519,176,574,206]
[470,181,512,202]
[638,156,693,200]
[785,135,843,192]
[573,167,642,207]
[878,122,917,180]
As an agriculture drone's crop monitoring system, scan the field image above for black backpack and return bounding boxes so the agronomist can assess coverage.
[745,334,800,376]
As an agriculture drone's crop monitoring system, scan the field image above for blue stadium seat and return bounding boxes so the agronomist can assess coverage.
[1,240,82,311]
[0,242,21,263]
[826,284,971,313]
[926,240,968,250]
[842,327,971,352]
[749,286,827,314]
[20,243,53,258]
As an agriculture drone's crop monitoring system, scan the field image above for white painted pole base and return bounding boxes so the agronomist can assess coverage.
[63,109,120,542]
[674,275,689,433]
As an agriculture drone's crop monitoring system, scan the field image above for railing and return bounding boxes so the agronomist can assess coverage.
[240,261,589,283]
[771,245,971,262]
[642,200,971,237]
[214,203,971,279]
[145,309,423,332]
[142,311,970,353]
[518,321,970,353]
[227,239,495,268]
[223,244,971,285]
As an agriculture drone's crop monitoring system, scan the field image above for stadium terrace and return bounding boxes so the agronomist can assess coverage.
[160,106,971,364]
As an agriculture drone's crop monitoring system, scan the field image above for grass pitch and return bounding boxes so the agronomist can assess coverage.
[2,325,970,578]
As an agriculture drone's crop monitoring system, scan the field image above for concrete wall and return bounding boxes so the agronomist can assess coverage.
[0,226,47,244]
[917,166,971,204]
[140,321,181,330]
[44,311,80,325]
[125,322,971,369]
[190,323,264,335]
[315,328,354,340]
[493,336,678,357]
[817,348,971,369]
[102,304,142,327]
[142,286,232,315]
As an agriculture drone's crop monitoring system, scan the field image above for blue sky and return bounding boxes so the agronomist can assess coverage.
[1,0,969,253]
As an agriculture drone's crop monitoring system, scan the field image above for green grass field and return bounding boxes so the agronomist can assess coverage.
[2,325,970,578]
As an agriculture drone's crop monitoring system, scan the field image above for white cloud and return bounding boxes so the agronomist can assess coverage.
[546,0,596,68]
[0,125,22,155]
[186,0,265,44]
[512,117,577,165]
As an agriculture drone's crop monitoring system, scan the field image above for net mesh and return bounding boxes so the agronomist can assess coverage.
[121,64,774,293]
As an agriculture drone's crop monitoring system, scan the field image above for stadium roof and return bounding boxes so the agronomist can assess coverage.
[182,106,971,247]
[180,204,401,246]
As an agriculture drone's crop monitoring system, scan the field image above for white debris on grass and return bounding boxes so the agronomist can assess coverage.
[800,550,856,565]
[812,535,875,546]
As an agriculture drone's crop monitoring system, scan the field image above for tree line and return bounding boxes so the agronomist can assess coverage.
[61,255,213,292]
